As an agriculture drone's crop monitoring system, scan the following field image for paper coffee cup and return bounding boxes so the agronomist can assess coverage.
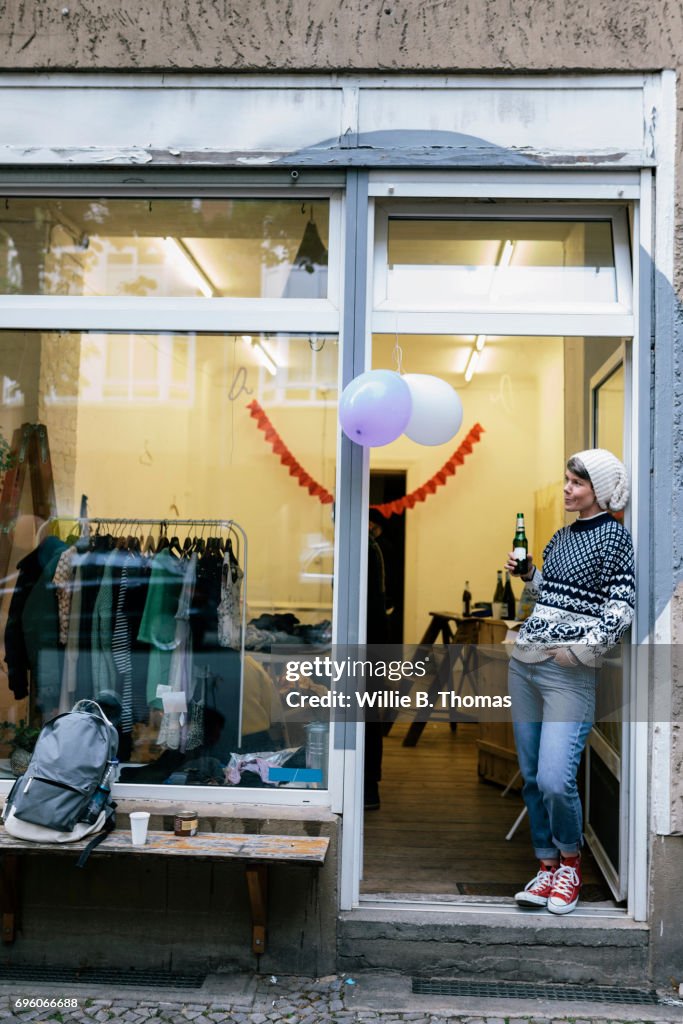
[130,811,150,846]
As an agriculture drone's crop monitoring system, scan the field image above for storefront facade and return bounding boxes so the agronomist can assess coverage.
[0,57,680,988]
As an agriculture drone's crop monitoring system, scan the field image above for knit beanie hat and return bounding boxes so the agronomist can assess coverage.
[569,449,630,512]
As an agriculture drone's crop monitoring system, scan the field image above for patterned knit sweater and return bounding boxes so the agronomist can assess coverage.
[512,511,635,666]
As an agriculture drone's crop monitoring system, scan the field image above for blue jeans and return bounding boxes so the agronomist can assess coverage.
[508,657,596,860]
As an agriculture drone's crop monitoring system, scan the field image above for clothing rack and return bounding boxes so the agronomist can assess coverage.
[83,517,246,567]
[55,515,248,748]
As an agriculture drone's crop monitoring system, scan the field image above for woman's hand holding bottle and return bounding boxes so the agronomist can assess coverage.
[505,550,535,581]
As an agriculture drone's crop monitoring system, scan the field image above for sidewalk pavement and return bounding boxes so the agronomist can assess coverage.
[1,971,683,1024]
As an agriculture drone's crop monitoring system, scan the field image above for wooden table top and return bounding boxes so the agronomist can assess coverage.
[0,829,329,864]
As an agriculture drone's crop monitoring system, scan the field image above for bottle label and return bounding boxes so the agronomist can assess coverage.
[513,547,527,560]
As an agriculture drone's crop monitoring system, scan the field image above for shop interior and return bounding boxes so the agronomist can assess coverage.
[363,330,626,903]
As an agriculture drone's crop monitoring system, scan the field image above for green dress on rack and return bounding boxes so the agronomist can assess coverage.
[137,548,186,708]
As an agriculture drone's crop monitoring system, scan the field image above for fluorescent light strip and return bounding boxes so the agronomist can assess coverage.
[242,334,279,376]
[462,239,515,382]
[464,349,480,383]
[163,237,217,298]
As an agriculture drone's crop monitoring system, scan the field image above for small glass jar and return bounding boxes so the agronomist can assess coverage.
[174,810,199,837]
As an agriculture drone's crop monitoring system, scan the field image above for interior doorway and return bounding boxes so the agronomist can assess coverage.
[369,469,406,644]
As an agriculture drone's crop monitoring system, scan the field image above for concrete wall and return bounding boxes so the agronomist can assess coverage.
[0,0,681,72]
[2,802,340,977]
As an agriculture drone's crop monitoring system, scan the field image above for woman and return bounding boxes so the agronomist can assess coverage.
[506,449,635,915]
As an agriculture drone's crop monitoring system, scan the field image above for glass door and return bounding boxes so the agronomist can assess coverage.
[585,345,628,900]
[341,190,637,912]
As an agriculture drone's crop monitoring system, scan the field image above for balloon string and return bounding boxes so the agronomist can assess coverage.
[392,344,404,374]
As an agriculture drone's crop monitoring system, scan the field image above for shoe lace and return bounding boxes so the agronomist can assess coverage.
[552,863,579,897]
[526,867,554,891]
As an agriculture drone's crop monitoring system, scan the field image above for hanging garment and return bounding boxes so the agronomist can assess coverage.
[185,669,206,751]
[20,542,69,713]
[91,549,122,699]
[110,549,145,735]
[190,545,223,650]
[58,550,86,714]
[5,536,66,701]
[156,554,197,751]
[217,544,243,650]
[53,546,78,646]
[138,547,186,705]
[74,539,115,703]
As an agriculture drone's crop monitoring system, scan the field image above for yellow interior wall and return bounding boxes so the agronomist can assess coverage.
[72,335,337,618]
[371,335,565,641]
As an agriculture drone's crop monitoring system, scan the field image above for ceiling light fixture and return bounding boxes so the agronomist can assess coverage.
[242,334,279,377]
[163,237,217,298]
[293,206,329,273]
[464,349,480,384]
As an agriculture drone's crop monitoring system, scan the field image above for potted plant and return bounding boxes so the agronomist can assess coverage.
[0,719,41,776]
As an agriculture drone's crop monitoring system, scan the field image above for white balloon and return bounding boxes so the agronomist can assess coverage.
[403,374,463,446]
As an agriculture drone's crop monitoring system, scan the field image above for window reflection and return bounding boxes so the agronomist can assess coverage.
[0,331,337,789]
[0,199,330,299]
[386,218,617,308]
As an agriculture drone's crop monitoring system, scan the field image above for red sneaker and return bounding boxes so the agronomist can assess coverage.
[547,857,582,915]
[514,863,557,907]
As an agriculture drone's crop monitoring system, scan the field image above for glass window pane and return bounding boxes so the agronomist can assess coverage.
[595,363,624,460]
[385,218,617,308]
[0,199,330,299]
[0,330,337,791]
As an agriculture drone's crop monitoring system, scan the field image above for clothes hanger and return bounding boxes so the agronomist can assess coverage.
[156,521,170,553]
[192,522,206,556]
[168,531,183,557]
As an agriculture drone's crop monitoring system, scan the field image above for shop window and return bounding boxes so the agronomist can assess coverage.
[0,198,330,300]
[377,211,631,312]
[0,330,337,793]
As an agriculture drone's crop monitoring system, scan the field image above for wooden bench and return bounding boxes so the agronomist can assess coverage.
[0,829,329,957]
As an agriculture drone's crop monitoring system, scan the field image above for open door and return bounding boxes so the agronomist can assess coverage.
[584,344,628,900]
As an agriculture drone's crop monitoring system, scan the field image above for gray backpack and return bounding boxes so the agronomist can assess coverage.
[2,700,119,861]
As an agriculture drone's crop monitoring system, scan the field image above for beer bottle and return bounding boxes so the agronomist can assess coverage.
[512,513,529,576]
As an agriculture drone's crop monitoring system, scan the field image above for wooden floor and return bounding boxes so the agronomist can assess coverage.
[362,720,614,902]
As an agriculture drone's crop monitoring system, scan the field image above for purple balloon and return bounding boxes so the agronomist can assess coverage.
[339,370,413,447]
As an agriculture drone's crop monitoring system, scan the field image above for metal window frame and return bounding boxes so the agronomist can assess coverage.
[0,181,344,810]
[372,200,633,324]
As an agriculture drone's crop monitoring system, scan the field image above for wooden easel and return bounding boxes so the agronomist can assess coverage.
[0,423,57,580]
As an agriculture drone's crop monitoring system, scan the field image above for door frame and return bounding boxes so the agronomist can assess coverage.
[585,342,628,900]
[339,172,651,924]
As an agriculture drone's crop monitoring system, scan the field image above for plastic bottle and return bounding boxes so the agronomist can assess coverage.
[82,759,118,825]
[305,722,329,788]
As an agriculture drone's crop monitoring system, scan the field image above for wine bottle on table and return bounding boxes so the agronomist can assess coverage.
[462,580,472,617]
[512,513,529,576]
[503,571,516,620]
[492,570,505,618]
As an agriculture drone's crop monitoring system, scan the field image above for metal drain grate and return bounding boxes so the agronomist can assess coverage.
[0,965,205,989]
[412,978,660,1005]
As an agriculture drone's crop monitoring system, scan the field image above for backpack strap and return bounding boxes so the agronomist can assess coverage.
[75,803,116,869]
